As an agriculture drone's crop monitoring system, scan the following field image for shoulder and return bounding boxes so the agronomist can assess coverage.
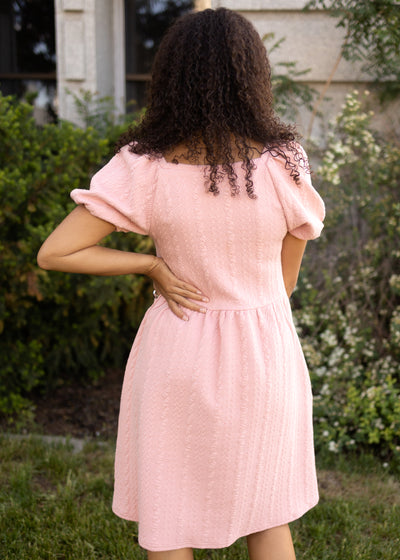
[93,144,159,189]
[262,143,325,237]
[115,144,157,171]
[265,141,309,170]
[261,142,312,189]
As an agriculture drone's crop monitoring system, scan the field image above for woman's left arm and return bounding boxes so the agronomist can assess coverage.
[281,232,307,298]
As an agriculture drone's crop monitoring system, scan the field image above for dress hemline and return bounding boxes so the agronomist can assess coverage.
[112,496,319,552]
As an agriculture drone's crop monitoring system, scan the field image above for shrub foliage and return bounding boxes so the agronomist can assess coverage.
[1,90,399,466]
[0,93,153,416]
[294,91,400,464]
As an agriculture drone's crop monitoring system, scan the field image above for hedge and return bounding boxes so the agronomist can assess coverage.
[0,93,153,417]
[2,90,400,469]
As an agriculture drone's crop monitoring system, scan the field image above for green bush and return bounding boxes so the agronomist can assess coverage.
[294,91,400,465]
[2,89,400,468]
[0,93,153,418]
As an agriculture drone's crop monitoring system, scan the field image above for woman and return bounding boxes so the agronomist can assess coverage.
[38,8,324,560]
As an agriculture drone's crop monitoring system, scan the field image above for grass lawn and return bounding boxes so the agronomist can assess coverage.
[0,435,399,559]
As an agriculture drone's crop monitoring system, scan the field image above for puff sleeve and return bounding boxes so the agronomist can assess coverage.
[70,145,156,235]
[267,144,325,240]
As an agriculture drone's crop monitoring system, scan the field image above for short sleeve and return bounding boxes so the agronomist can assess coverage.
[267,144,325,240]
[70,145,156,234]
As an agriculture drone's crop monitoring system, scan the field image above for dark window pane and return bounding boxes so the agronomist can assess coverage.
[126,80,149,111]
[0,1,17,73]
[125,0,193,109]
[0,0,55,73]
[0,0,56,121]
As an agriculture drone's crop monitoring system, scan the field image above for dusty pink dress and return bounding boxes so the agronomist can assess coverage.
[71,143,325,551]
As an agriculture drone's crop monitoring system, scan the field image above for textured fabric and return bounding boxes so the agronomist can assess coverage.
[71,144,325,551]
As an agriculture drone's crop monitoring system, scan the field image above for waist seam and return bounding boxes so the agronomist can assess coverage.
[151,294,289,313]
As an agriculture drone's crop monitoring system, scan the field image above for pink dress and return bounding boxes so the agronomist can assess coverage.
[71,144,325,552]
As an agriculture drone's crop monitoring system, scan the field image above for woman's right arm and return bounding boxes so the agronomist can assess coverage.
[37,205,156,275]
[37,205,208,320]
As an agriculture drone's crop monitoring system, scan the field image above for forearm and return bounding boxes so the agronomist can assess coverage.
[37,205,159,277]
[281,233,307,298]
[283,279,296,299]
[38,244,158,277]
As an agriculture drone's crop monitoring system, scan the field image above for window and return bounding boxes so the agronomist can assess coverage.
[125,0,194,110]
[0,0,56,122]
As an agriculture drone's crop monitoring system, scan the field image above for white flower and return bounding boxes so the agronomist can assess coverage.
[315,366,327,378]
[320,383,331,396]
[328,441,339,453]
[320,329,338,348]
[328,346,345,367]
[389,275,400,289]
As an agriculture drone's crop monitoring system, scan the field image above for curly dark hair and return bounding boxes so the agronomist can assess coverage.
[116,7,304,198]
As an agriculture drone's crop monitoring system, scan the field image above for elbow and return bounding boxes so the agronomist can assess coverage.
[37,253,50,270]
[37,246,54,270]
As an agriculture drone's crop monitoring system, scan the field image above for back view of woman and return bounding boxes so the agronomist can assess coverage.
[38,8,325,560]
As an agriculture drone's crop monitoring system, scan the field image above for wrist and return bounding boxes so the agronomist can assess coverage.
[145,255,163,278]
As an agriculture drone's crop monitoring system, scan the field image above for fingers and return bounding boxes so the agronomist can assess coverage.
[159,274,206,300]
[168,300,190,321]
[153,283,209,321]
[174,285,209,303]
[168,301,207,321]
[149,260,209,320]
[168,294,208,321]
[153,279,209,304]
[178,281,205,298]
[173,294,208,314]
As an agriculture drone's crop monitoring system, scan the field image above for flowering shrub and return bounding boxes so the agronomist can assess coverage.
[293,91,400,465]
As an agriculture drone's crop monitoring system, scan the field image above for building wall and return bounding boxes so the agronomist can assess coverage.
[55,0,125,125]
[212,0,398,140]
[55,0,398,139]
